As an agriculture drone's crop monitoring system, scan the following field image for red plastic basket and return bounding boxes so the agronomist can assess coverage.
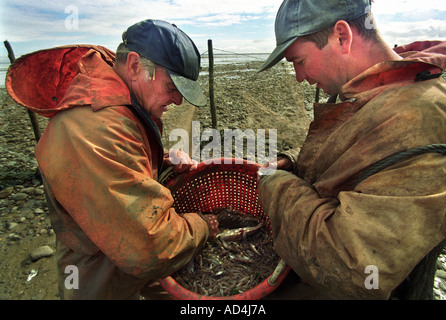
[158,158,290,300]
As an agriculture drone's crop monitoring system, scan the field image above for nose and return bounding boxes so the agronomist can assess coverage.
[293,63,306,83]
[172,91,183,105]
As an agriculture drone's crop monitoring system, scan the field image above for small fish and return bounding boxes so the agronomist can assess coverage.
[249,243,261,256]
[218,238,238,252]
[27,269,38,282]
[234,255,253,263]
[185,259,195,273]
[203,253,223,265]
[172,206,279,297]
[216,221,264,242]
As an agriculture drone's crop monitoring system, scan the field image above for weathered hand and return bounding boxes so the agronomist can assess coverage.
[164,149,198,172]
[256,156,291,183]
[263,156,293,171]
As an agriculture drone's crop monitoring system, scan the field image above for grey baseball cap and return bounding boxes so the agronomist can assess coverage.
[259,0,372,72]
[123,19,206,107]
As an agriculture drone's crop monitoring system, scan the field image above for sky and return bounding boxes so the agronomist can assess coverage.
[0,0,446,59]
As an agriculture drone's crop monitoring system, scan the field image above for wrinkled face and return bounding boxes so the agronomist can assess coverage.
[284,37,346,96]
[131,66,183,119]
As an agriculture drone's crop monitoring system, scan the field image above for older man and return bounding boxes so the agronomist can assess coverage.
[258,0,446,299]
[7,19,219,299]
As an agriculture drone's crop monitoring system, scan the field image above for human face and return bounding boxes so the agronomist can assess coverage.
[284,37,346,96]
[131,66,183,119]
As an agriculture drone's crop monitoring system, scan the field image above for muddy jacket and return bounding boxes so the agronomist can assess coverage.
[258,41,446,299]
[6,45,209,299]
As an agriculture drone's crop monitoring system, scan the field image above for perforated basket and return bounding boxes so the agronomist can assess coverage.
[158,158,290,300]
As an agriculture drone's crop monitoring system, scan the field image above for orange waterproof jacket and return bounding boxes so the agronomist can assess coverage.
[258,41,446,299]
[6,45,209,299]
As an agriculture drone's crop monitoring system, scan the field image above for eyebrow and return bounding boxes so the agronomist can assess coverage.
[286,55,301,62]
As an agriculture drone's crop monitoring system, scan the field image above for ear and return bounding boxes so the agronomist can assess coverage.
[126,52,142,81]
[332,20,353,54]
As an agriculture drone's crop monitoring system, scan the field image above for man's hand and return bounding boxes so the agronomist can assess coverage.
[164,150,198,172]
[257,156,292,183]
[263,156,293,171]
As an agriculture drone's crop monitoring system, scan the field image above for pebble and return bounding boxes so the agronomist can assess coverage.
[7,222,18,230]
[30,245,54,262]
[7,233,22,241]
[436,269,446,280]
[21,187,36,194]
[11,193,28,201]
[0,187,14,199]
[34,188,44,196]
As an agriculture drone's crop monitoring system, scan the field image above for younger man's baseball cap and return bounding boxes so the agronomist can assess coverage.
[259,0,372,72]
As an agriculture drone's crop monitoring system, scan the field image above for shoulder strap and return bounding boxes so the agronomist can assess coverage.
[354,144,446,188]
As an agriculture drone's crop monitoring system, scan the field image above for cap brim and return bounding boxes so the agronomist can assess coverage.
[167,70,206,107]
[258,37,298,72]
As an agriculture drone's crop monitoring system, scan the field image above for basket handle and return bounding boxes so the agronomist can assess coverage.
[268,259,287,286]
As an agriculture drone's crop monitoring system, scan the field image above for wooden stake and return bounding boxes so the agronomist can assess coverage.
[4,40,41,142]
[208,39,217,129]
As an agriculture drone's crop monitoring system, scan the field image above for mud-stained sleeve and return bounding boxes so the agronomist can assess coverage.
[36,106,209,280]
[258,169,446,299]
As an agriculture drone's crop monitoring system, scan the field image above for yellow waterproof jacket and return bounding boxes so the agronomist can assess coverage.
[258,41,446,299]
[6,45,209,299]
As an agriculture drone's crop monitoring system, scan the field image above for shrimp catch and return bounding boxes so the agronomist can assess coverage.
[172,207,279,297]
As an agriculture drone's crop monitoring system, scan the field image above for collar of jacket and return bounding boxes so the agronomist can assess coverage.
[341,40,446,101]
[128,94,165,174]
[62,49,132,113]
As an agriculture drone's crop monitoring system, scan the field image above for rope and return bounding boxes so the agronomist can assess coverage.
[200,48,267,61]
[354,144,446,188]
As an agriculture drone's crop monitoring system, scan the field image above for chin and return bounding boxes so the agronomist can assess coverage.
[320,86,337,97]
